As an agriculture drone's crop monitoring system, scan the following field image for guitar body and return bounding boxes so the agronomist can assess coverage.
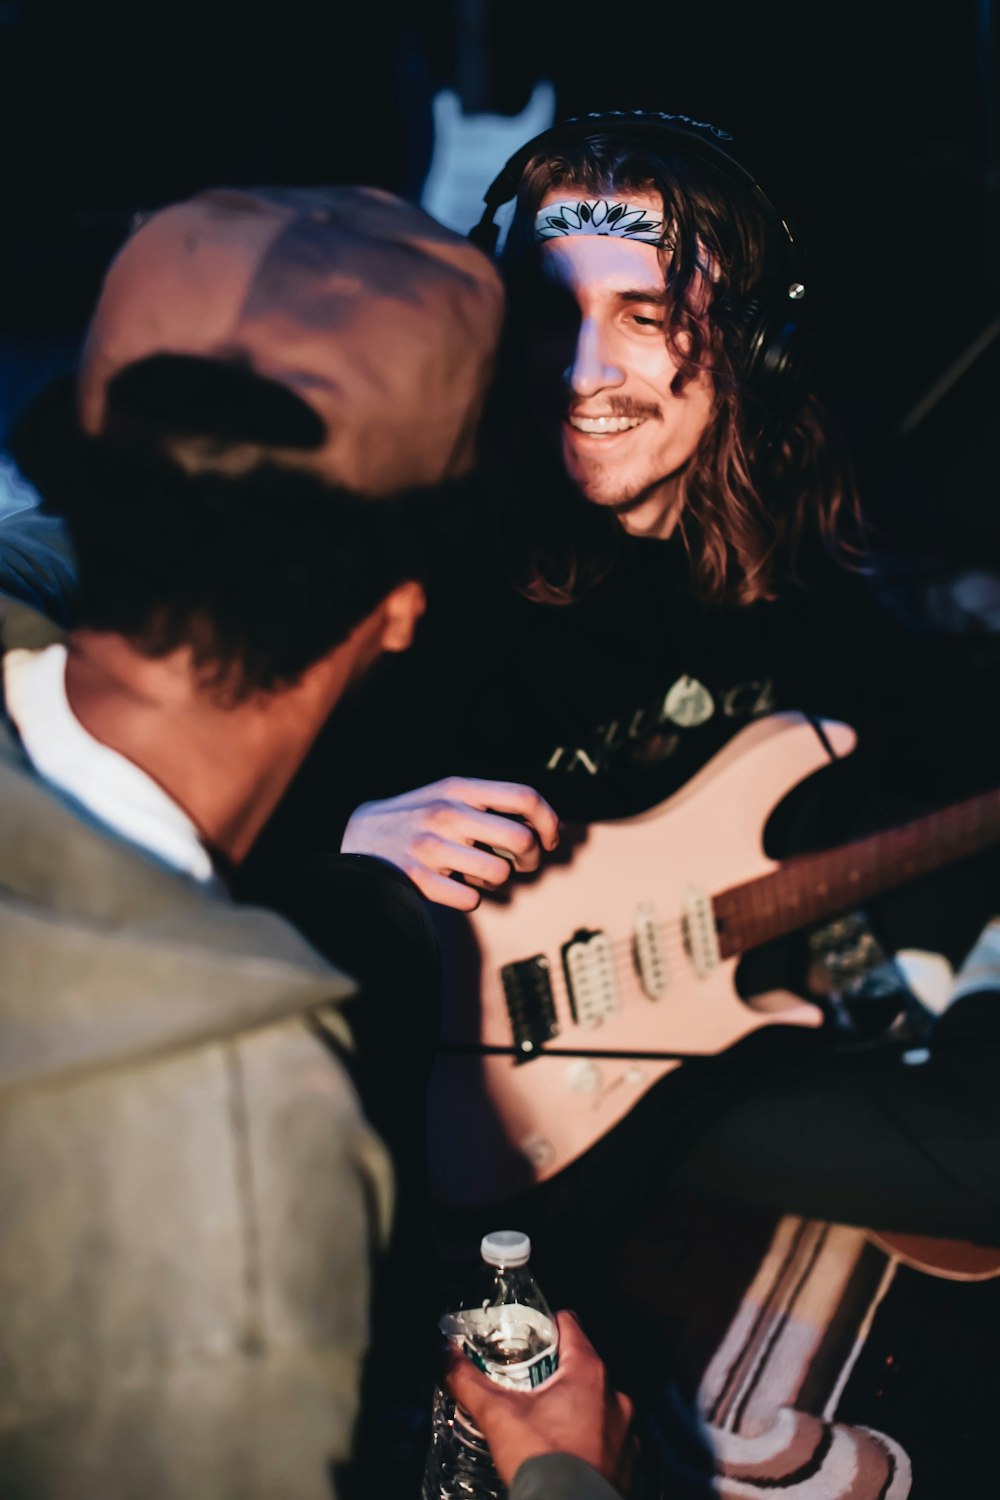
[866,1229,1000,1280]
[428,712,857,1206]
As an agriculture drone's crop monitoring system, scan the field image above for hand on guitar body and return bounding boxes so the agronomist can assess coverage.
[341,777,560,911]
[444,1310,635,1493]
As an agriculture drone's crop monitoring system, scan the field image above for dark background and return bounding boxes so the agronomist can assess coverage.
[1,0,997,555]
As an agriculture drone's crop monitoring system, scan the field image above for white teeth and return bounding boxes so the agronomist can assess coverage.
[570,415,644,434]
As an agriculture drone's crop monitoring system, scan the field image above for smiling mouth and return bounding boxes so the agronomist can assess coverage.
[567,414,647,437]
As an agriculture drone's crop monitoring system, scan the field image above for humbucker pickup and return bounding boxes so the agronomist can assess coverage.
[501,955,560,1064]
[563,928,620,1027]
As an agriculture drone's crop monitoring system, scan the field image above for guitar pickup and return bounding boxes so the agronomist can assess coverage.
[501,956,560,1064]
[634,903,669,999]
[683,885,720,977]
[563,928,620,1028]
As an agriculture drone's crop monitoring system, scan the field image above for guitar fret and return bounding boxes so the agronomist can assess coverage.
[714,788,1000,957]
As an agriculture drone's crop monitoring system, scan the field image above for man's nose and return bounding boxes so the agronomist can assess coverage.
[565,318,625,398]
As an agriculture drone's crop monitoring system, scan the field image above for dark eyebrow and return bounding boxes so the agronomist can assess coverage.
[616,289,668,307]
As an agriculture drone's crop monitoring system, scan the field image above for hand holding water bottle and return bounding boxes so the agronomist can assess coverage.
[444,1308,635,1492]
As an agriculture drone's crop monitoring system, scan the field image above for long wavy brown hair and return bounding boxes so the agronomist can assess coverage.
[489,128,864,606]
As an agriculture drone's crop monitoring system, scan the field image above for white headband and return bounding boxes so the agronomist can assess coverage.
[535,198,665,243]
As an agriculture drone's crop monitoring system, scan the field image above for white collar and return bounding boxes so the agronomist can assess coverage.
[4,642,216,884]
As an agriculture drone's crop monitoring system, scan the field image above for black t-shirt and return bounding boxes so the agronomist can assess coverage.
[255,528,1000,887]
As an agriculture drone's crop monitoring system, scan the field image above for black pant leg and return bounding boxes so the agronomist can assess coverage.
[238,852,444,1494]
[669,989,1000,1243]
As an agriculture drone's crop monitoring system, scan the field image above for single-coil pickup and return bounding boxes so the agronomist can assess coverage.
[563,929,619,1028]
[501,956,560,1064]
[683,885,720,977]
[633,903,669,999]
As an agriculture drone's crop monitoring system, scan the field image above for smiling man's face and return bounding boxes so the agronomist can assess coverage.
[535,188,715,537]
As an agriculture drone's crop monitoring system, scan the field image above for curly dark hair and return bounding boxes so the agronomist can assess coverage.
[492,127,864,606]
[9,359,461,701]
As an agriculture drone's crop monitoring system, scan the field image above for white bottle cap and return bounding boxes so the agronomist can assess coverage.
[481,1230,531,1267]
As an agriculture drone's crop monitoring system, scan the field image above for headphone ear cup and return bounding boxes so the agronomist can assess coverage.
[734,292,807,414]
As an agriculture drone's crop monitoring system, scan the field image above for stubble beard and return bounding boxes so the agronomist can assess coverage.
[562,437,677,520]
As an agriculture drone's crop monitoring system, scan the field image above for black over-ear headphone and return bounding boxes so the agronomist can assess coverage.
[470,109,809,411]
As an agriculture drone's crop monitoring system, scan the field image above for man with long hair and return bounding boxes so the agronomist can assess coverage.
[493,117,855,609]
[260,116,1000,1265]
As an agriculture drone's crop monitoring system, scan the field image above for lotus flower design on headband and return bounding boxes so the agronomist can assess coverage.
[534,198,665,242]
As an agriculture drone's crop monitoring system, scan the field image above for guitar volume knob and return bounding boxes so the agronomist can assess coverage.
[520,1134,555,1169]
[567,1060,602,1094]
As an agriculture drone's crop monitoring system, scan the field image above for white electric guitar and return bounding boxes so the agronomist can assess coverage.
[427,712,1000,1206]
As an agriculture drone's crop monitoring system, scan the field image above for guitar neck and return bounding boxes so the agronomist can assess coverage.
[713,788,1000,957]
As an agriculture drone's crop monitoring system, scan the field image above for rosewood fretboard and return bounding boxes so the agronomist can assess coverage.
[712,788,1000,959]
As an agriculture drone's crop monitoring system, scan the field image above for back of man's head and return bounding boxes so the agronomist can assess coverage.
[11,186,504,696]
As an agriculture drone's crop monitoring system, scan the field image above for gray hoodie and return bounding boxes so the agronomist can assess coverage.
[0,599,389,1497]
[0,599,622,1499]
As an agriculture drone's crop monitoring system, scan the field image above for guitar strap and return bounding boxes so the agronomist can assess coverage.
[805,713,842,765]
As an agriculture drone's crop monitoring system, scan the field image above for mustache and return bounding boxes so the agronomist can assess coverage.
[566,396,661,422]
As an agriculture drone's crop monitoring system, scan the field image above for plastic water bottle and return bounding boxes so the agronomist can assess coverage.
[421,1229,559,1500]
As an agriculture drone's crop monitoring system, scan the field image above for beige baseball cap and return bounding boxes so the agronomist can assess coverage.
[77,185,505,497]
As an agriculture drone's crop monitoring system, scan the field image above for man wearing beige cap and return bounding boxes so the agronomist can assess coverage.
[0,187,632,1499]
